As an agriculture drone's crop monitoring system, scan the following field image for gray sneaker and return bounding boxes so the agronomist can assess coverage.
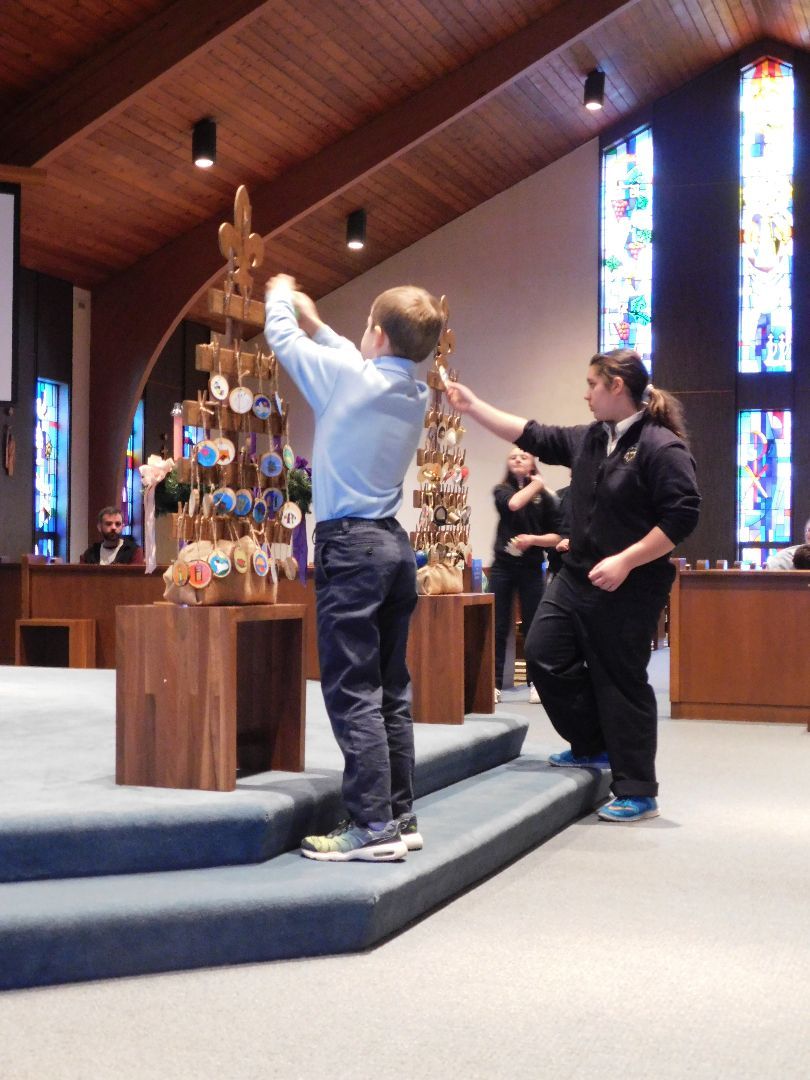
[397,812,424,851]
[300,820,407,862]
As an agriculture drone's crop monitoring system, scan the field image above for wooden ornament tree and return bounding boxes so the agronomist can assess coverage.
[170,185,302,585]
[411,297,471,572]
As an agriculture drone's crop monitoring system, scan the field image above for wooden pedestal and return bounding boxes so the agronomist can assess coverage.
[116,603,306,791]
[407,593,495,724]
[15,618,96,668]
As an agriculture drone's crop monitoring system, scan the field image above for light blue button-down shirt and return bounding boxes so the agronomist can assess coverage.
[265,287,429,523]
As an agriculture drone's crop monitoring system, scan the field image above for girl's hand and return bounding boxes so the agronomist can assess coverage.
[446,380,478,413]
[511,534,535,552]
[588,553,631,592]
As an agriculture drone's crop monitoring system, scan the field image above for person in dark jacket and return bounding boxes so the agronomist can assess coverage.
[80,506,144,565]
[491,449,561,705]
[448,349,700,823]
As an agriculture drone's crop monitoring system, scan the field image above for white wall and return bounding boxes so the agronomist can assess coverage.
[280,139,600,559]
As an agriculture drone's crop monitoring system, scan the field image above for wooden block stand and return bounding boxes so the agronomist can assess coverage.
[15,618,96,668]
[116,603,306,791]
[407,593,494,724]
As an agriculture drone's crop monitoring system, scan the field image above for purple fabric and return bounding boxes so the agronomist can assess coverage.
[293,521,309,584]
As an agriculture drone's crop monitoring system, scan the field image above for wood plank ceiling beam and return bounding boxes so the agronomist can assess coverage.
[83,0,640,520]
[0,0,274,167]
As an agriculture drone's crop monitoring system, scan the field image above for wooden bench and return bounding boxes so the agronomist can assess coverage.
[116,603,306,791]
[15,617,96,668]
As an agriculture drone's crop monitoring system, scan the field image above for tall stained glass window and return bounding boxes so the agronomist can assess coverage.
[123,399,144,545]
[600,127,653,369]
[739,59,794,373]
[34,379,62,557]
[737,409,792,564]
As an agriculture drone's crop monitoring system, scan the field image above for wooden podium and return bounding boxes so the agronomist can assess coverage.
[116,603,306,791]
[407,592,494,724]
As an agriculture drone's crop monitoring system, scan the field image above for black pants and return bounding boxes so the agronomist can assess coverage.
[314,517,418,825]
[488,556,545,690]
[525,566,668,798]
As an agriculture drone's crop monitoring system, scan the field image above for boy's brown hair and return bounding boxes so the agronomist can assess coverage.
[370,286,443,363]
[792,544,810,569]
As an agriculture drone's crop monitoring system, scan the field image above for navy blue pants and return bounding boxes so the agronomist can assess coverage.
[525,566,668,798]
[314,517,418,825]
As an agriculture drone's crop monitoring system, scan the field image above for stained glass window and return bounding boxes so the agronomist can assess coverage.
[739,59,794,373]
[600,127,653,369]
[34,379,61,557]
[737,409,791,563]
[183,425,200,457]
[123,399,144,545]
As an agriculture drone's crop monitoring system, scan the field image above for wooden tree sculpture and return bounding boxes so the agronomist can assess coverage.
[410,297,471,589]
[168,186,302,599]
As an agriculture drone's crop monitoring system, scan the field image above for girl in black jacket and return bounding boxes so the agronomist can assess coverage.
[448,349,700,823]
[490,449,561,704]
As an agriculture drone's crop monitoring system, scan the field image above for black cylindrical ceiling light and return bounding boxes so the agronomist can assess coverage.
[584,70,605,111]
[346,208,366,250]
[192,117,217,168]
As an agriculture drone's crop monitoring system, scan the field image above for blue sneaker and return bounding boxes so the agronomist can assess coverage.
[300,820,407,861]
[598,796,659,822]
[548,749,611,770]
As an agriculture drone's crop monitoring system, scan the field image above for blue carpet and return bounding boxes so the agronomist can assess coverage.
[0,666,526,881]
[0,753,610,990]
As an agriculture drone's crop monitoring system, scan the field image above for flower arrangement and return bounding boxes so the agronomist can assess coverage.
[287,455,312,515]
[153,469,190,517]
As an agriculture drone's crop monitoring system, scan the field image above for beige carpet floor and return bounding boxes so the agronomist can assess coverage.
[1,650,809,1080]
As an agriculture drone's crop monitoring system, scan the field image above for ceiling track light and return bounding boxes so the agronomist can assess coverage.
[192,117,217,168]
[346,208,366,250]
[584,69,606,111]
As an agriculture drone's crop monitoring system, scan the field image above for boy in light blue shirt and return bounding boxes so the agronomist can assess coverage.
[265,275,442,862]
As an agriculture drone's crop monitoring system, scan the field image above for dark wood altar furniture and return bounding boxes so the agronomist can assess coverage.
[8,556,320,678]
[669,567,810,726]
[11,559,495,728]
[407,593,495,724]
[116,603,306,791]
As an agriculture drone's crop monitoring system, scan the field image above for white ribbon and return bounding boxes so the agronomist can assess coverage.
[139,455,175,573]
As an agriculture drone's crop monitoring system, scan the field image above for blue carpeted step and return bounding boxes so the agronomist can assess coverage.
[0,712,527,883]
[0,749,611,990]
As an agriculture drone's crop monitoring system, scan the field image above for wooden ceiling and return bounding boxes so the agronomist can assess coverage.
[1,0,808,321]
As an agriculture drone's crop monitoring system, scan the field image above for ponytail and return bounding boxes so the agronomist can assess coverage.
[645,384,687,440]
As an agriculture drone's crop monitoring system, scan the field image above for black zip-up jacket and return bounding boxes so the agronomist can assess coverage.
[80,535,144,565]
[517,413,700,592]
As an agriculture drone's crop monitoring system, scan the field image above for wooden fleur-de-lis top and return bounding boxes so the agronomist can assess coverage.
[218,185,264,298]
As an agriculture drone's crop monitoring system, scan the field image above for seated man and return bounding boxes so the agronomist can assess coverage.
[80,506,144,565]
[766,515,810,569]
[792,544,810,569]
